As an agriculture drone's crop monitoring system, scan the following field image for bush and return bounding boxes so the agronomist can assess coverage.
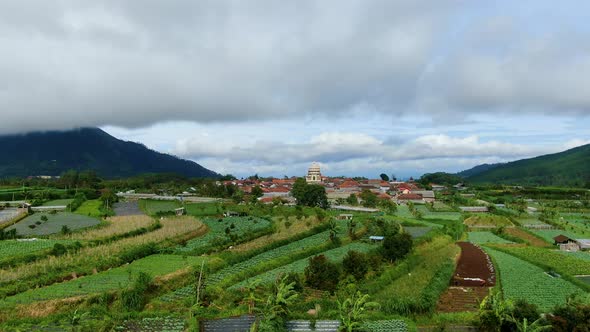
[118,243,158,263]
[50,243,68,256]
[121,272,153,311]
[61,225,71,235]
[304,254,341,292]
[342,250,369,280]
[381,232,413,262]
[40,215,48,222]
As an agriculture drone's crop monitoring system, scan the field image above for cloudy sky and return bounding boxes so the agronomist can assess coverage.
[1,1,589,178]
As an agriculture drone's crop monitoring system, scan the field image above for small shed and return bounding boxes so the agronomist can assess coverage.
[338,214,353,221]
[575,239,590,250]
[223,211,240,217]
[175,207,186,216]
[560,242,580,252]
[369,236,384,243]
[553,234,574,245]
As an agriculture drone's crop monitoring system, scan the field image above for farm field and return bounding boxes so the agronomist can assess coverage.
[416,206,461,221]
[74,199,103,218]
[371,236,459,314]
[0,239,74,262]
[403,226,432,238]
[161,230,333,302]
[0,209,24,226]
[464,215,512,228]
[0,217,207,286]
[56,215,155,241]
[559,251,590,262]
[176,216,273,254]
[468,231,513,245]
[42,199,74,206]
[483,247,585,311]
[231,242,375,289]
[529,229,585,244]
[0,255,205,306]
[6,212,101,236]
[517,216,549,226]
[113,201,144,216]
[139,199,182,215]
[185,202,222,216]
[493,246,590,276]
[503,227,550,247]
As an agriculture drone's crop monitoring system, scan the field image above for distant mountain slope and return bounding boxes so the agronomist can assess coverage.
[0,128,219,178]
[466,144,590,187]
[457,163,503,178]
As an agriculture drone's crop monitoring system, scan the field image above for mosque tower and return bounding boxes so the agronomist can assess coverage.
[305,162,322,183]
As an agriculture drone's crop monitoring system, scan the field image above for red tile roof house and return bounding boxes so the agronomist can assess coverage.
[396,193,424,204]
[262,187,291,198]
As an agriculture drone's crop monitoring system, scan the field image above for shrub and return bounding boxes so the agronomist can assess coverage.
[342,250,369,280]
[40,215,48,222]
[61,225,71,235]
[121,272,153,311]
[304,254,340,292]
[118,243,158,263]
[381,232,413,262]
[50,243,68,256]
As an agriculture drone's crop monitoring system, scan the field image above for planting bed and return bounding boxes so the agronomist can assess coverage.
[176,217,273,254]
[116,316,185,332]
[503,227,550,247]
[363,320,409,332]
[0,208,23,226]
[0,239,74,261]
[113,201,145,216]
[231,242,375,289]
[139,199,182,215]
[42,199,74,206]
[468,231,513,245]
[452,242,495,287]
[483,247,584,311]
[530,229,584,244]
[464,215,512,228]
[495,246,590,276]
[0,255,204,306]
[74,199,103,218]
[7,212,101,236]
[403,226,432,238]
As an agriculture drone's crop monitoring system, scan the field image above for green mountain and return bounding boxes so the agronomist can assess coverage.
[0,128,219,178]
[465,144,590,187]
[457,163,503,178]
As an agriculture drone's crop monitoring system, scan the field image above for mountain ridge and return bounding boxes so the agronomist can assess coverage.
[0,128,219,178]
[464,144,590,187]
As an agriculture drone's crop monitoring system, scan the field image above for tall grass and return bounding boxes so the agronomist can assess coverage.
[54,216,155,241]
[0,217,207,296]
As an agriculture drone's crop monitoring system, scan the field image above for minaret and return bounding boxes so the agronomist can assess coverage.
[305,162,322,183]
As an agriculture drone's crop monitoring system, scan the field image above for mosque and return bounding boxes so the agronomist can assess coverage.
[305,162,322,183]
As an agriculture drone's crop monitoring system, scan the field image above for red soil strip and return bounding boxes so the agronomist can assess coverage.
[452,242,495,287]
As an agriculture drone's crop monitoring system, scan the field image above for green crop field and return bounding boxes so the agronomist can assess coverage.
[176,216,273,254]
[468,231,513,244]
[74,199,104,218]
[42,199,74,206]
[484,247,585,311]
[231,242,375,289]
[0,239,74,260]
[0,255,205,306]
[559,251,590,262]
[139,199,182,215]
[464,214,513,227]
[403,227,432,238]
[363,320,409,332]
[161,230,332,302]
[6,212,101,236]
[497,247,590,276]
[529,229,585,244]
[395,205,414,218]
[185,203,222,217]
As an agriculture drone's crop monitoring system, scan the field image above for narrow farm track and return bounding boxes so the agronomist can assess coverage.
[436,242,495,313]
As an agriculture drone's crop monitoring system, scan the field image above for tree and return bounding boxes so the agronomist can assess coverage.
[304,255,341,292]
[291,178,308,202]
[359,190,377,208]
[382,232,413,262]
[328,219,340,244]
[342,250,369,280]
[379,173,390,182]
[255,275,299,332]
[251,186,264,198]
[346,194,359,206]
[300,185,329,209]
[378,199,398,214]
[337,285,378,332]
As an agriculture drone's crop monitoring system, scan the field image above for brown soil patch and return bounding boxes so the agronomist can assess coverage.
[437,286,491,313]
[504,227,550,247]
[452,242,495,287]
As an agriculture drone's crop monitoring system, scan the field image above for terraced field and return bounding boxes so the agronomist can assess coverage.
[468,231,513,244]
[529,229,585,244]
[483,247,585,311]
[0,255,204,306]
[139,199,182,215]
[74,199,103,218]
[176,217,273,254]
[0,239,74,262]
[231,242,375,289]
[42,199,74,206]
[504,227,550,247]
[495,246,590,276]
[7,213,101,236]
[464,215,512,228]
[161,231,332,302]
